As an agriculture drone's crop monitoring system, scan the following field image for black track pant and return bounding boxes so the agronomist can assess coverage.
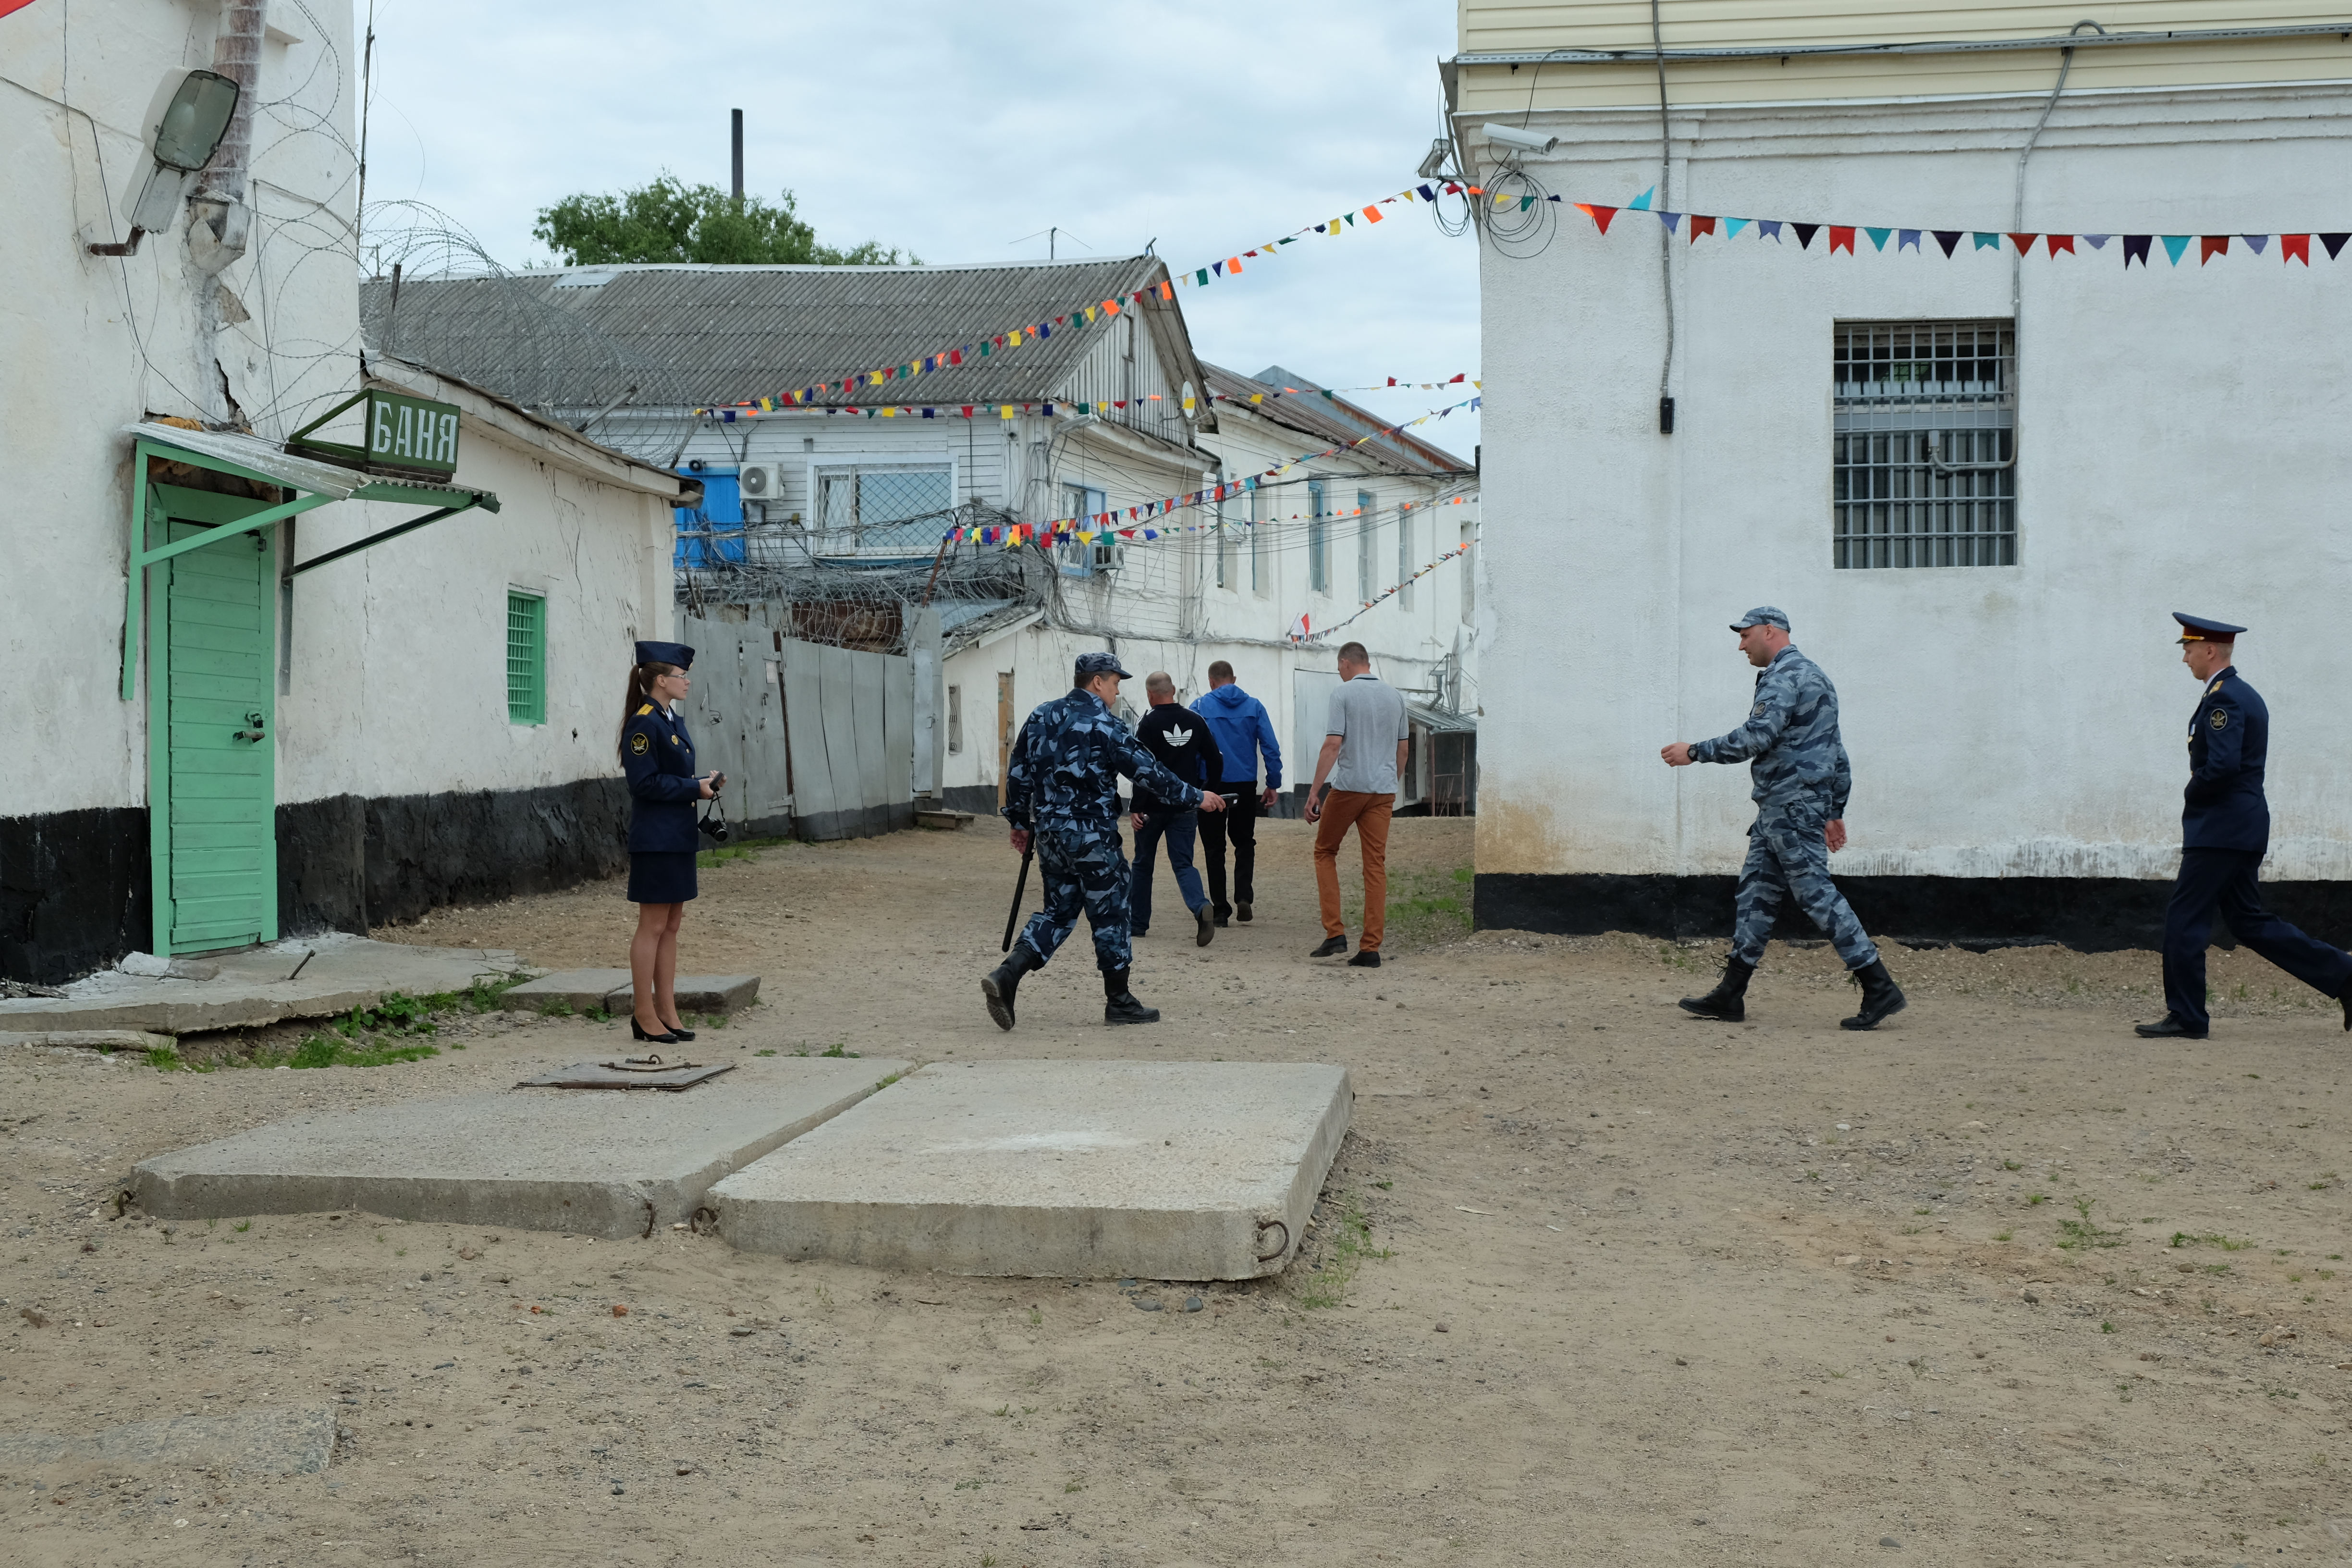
[1198,784,1262,913]
[2163,847,2352,1031]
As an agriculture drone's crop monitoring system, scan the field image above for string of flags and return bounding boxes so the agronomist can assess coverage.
[1556,187,2352,267]
[1287,539,1476,644]
[1216,375,1477,408]
[940,396,1481,550]
[693,179,1466,422]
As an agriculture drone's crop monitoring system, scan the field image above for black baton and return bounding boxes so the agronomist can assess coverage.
[1002,826,1034,953]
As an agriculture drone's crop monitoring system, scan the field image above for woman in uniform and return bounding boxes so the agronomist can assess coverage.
[619,640,717,1044]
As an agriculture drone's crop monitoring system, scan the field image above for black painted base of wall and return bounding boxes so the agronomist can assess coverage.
[938,785,1001,821]
[1474,872,2352,955]
[3,781,634,985]
[1,807,151,985]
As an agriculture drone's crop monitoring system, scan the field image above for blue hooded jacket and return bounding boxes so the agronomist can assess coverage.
[1188,682,1283,790]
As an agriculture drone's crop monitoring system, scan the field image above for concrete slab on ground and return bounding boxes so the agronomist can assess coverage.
[132,1056,910,1237]
[601,975,760,1014]
[0,1406,335,1476]
[0,933,528,1037]
[710,1060,1352,1280]
[501,968,630,1012]
[0,1029,177,1054]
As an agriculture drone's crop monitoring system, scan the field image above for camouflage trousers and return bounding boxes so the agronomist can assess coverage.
[1730,802,1879,970]
[1016,826,1133,974]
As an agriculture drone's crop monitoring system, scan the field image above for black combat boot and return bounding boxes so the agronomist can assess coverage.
[1103,967,1161,1025]
[982,945,1041,1031]
[1678,956,1754,1021]
[1839,959,1908,1030]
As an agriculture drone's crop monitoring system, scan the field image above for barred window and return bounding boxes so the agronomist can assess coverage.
[505,590,545,725]
[814,463,953,554]
[1834,321,2016,569]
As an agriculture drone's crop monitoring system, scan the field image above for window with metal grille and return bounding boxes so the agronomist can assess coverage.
[814,463,953,554]
[505,590,545,725]
[1308,479,1329,594]
[1834,320,2016,569]
[1056,483,1115,576]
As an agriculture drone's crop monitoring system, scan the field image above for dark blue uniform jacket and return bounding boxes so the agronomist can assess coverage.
[622,701,702,853]
[2182,666,2270,853]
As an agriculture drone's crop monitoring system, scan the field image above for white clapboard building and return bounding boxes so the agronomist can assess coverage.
[1,0,690,982]
[365,259,1481,824]
[1449,0,2352,948]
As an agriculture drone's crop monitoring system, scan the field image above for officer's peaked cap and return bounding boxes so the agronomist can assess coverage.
[2172,612,2246,642]
[1729,606,1791,633]
[634,639,696,670]
[1074,651,1134,681]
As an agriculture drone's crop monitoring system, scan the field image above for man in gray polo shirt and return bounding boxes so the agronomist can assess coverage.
[1305,641,1411,968]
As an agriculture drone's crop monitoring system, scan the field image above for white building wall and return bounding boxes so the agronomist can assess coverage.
[1471,87,2352,897]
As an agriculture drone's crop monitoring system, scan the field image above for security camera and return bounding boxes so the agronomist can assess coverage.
[1417,138,1454,180]
[1483,122,1558,155]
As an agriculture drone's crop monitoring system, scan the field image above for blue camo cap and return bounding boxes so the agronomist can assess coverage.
[1073,651,1134,681]
[634,639,695,670]
[1729,606,1790,633]
[2172,612,2245,642]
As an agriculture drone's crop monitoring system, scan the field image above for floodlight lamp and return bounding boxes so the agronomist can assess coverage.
[151,70,240,172]
[1483,122,1557,155]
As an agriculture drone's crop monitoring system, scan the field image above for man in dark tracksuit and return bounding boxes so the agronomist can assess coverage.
[1130,671,1225,947]
[982,652,1226,1029]
[2136,612,2352,1039]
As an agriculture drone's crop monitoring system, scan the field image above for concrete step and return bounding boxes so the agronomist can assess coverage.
[914,808,975,830]
[133,1055,911,1237]
[500,972,762,1016]
[710,1060,1352,1280]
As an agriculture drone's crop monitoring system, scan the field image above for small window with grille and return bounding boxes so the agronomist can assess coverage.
[813,463,954,555]
[1056,483,1116,576]
[1834,320,2016,569]
[505,590,545,725]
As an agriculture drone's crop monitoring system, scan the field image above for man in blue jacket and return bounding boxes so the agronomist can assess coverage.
[1190,660,1283,925]
[2136,613,2352,1039]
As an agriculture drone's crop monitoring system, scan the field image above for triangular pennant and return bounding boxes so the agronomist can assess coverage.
[2046,234,2075,256]
[2200,235,2230,264]
[1898,229,1921,251]
[2322,233,2352,259]
[1756,220,1782,242]
[1865,226,1892,251]
[2123,235,2152,267]
[2242,234,2270,256]
[1791,222,1821,249]
[2082,234,2111,249]
[1577,203,1618,234]
[1689,214,1717,243]
[1933,230,1962,257]
[2283,233,2311,265]
[1724,218,1751,238]
[1972,232,2000,250]
[1658,211,1682,233]
[1828,226,1855,254]
[2161,235,2191,265]
[1628,186,1654,211]
[2007,233,2037,254]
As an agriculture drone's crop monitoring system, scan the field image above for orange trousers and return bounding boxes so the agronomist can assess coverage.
[1313,790,1394,949]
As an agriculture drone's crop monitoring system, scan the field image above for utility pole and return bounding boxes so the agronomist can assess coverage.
[730,109,744,201]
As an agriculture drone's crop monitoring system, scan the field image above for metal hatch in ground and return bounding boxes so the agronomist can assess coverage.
[117,423,499,958]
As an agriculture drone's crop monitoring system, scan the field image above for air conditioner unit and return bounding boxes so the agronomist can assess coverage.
[739,463,782,502]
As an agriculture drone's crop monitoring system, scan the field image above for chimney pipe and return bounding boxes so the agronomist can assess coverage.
[730,109,744,200]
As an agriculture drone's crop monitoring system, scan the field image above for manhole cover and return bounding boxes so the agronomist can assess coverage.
[515,1058,736,1091]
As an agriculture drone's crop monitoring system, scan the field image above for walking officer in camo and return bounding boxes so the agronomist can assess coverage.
[2133,612,2352,1040]
[983,652,1228,1028]
[1661,607,1906,1029]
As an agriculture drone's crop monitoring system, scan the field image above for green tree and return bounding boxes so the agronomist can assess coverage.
[532,173,912,266]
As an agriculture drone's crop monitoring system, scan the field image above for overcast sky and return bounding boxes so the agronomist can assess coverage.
[357,0,1481,456]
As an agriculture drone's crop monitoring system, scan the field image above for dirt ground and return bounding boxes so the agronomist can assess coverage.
[4,816,2349,1567]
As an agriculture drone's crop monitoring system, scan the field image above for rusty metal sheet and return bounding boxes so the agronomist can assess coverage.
[515,1057,736,1091]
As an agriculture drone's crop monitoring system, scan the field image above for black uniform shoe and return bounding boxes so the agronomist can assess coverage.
[982,946,1041,1031]
[1310,935,1348,958]
[1677,957,1754,1022]
[1348,949,1382,968]
[1839,959,1908,1030]
[2134,1014,2207,1039]
[1103,967,1160,1025]
[1213,907,1231,928]
[1195,903,1216,948]
[1236,902,1253,923]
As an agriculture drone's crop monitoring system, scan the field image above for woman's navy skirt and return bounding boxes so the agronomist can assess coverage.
[627,851,698,905]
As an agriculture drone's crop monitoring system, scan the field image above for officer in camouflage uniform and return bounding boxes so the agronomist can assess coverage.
[1662,607,1906,1029]
[984,652,1227,1029]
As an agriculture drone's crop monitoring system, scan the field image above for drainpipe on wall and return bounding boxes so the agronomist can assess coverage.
[189,1,266,422]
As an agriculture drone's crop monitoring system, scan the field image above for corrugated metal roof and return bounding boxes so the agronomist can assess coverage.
[361,257,1180,413]
[1407,699,1479,733]
[1201,362,1473,478]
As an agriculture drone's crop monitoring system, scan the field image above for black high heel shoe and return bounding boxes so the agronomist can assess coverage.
[662,1023,697,1041]
[631,1018,679,1045]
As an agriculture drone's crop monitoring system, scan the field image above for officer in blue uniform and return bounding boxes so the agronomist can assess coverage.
[620,639,718,1044]
[2137,613,2352,1039]
[982,652,1227,1029]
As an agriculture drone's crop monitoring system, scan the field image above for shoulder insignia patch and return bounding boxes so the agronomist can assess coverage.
[2209,709,2229,730]
[636,703,654,715]
[2207,680,2223,695]
[629,733,650,756]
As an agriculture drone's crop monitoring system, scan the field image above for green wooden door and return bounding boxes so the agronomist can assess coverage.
[152,504,277,954]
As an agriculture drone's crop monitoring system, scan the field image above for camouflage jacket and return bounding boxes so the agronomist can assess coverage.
[1001,688,1204,830]
[1690,646,1852,815]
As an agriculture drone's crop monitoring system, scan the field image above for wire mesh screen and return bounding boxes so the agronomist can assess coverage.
[815,466,954,554]
[1833,321,2017,569]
